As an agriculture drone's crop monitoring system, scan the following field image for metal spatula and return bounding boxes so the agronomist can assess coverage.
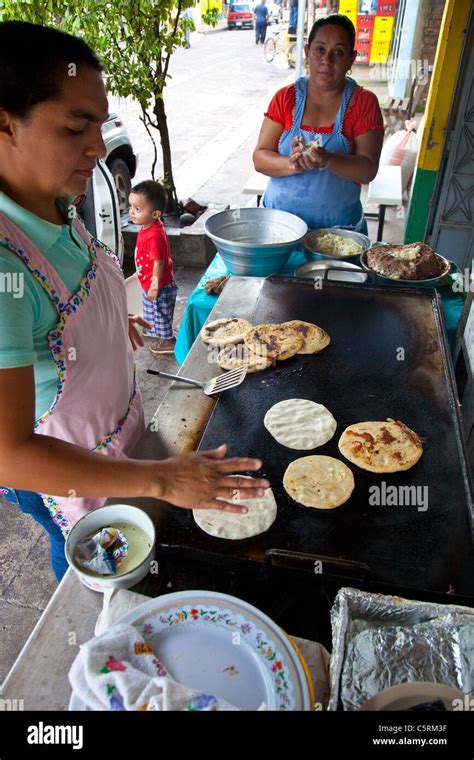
[146,365,248,395]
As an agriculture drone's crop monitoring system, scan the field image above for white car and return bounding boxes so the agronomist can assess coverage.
[102,113,137,216]
[78,159,124,264]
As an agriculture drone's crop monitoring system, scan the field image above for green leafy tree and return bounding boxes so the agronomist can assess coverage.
[0,0,217,212]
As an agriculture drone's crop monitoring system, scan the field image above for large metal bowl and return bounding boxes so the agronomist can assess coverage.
[303,228,371,263]
[203,207,307,276]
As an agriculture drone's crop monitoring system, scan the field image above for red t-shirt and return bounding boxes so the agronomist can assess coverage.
[265,84,384,152]
[134,219,174,291]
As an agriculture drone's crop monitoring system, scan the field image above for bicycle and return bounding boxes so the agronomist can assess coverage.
[263,30,306,68]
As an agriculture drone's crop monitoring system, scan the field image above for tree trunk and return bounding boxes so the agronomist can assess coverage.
[154,95,181,214]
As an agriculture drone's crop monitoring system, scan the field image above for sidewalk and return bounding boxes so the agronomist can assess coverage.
[198,18,228,34]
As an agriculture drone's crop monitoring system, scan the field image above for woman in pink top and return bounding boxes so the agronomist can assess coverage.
[0,22,269,580]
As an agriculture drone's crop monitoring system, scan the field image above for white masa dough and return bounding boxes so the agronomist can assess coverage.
[193,476,277,540]
[264,398,337,450]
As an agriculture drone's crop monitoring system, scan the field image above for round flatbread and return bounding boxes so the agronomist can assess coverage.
[193,476,277,540]
[217,344,272,373]
[200,317,252,347]
[281,320,331,354]
[264,399,336,450]
[283,455,354,509]
[338,419,424,473]
[244,323,303,361]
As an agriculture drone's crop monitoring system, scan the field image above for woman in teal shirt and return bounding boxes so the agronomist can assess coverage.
[0,22,269,580]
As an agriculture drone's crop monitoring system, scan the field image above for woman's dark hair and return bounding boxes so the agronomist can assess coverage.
[0,21,102,117]
[131,181,168,213]
[308,13,356,51]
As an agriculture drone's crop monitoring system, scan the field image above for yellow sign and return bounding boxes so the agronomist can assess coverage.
[338,0,358,31]
[370,39,391,63]
[372,15,394,43]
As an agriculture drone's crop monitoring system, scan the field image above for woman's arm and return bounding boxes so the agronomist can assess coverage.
[0,366,269,512]
[253,118,303,177]
[291,129,384,184]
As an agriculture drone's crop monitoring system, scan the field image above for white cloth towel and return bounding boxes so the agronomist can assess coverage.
[69,622,253,711]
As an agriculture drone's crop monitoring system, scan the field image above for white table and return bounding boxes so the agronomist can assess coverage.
[367,165,403,242]
[242,171,268,205]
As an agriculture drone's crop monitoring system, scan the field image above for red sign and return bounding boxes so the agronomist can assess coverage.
[377,1,397,15]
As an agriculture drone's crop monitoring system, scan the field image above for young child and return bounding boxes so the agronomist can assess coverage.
[129,181,178,355]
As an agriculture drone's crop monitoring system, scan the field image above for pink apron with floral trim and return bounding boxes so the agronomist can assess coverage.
[0,211,145,535]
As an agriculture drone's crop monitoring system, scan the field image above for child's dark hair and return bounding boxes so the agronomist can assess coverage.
[308,13,356,51]
[0,21,102,118]
[131,181,168,213]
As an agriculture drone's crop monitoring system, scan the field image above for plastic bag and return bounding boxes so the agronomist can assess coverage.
[74,527,128,575]
[380,120,419,192]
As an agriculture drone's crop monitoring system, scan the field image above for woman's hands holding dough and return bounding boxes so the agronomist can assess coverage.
[289,137,331,172]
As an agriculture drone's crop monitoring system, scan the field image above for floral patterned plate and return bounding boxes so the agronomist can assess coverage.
[111,590,312,710]
[114,590,312,710]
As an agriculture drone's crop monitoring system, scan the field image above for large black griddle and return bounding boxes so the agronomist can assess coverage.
[159,276,474,599]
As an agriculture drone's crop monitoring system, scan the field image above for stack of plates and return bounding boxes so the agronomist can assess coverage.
[69,590,314,711]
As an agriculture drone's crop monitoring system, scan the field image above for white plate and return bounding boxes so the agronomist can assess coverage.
[360,682,466,711]
[69,590,313,711]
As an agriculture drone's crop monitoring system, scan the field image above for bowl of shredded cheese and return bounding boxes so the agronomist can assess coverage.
[303,228,370,262]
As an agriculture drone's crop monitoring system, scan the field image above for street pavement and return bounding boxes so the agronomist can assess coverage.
[108,25,295,206]
[109,27,404,243]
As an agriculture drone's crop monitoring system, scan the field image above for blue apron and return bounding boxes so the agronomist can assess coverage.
[263,76,367,233]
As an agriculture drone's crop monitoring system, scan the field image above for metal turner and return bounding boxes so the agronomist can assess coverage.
[146,365,248,395]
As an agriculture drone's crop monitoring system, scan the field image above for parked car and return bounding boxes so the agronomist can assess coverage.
[227,3,254,29]
[101,113,137,215]
[266,3,281,24]
[78,159,124,264]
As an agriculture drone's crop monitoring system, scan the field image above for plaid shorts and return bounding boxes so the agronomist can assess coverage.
[142,280,178,339]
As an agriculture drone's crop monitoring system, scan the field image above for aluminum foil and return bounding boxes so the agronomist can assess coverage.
[328,587,474,711]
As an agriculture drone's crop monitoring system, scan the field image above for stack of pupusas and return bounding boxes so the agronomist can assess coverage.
[200,317,330,372]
